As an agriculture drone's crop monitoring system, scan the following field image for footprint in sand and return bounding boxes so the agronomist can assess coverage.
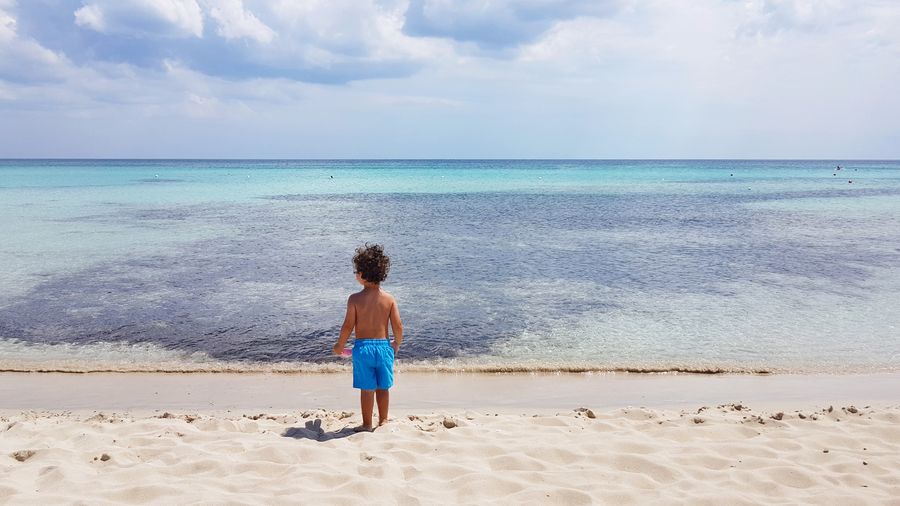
[11,450,36,462]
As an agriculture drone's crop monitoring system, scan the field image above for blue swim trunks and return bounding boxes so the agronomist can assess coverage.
[352,339,395,390]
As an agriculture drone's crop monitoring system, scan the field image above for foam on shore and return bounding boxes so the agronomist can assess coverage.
[4,338,895,375]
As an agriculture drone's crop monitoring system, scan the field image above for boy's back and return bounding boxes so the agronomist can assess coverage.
[349,289,398,339]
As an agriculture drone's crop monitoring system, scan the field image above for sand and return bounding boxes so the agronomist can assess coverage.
[1,373,899,504]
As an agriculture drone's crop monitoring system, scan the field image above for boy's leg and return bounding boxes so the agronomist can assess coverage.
[376,389,389,425]
[359,390,375,429]
[373,345,394,426]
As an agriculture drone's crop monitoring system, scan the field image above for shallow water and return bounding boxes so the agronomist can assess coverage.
[1,160,899,373]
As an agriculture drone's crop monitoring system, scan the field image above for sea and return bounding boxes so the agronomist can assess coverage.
[1,159,898,374]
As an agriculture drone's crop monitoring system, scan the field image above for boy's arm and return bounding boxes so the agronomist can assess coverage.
[389,299,403,354]
[332,297,356,355]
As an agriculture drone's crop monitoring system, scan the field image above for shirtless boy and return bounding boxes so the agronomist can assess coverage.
[332,244,403,431]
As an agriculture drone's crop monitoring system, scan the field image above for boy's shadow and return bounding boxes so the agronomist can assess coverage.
[282,419,356,442]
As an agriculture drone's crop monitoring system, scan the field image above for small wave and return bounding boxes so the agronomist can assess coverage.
[0,363,771,375]
[0,339,773,374]
[401,364,773,375]
[2,338,894,375]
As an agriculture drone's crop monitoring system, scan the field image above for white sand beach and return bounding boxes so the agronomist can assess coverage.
[1,373,899,504]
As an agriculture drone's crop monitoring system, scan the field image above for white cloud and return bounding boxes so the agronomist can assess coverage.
[0,82,13,100]
[0,2,16,41]
[0,3,72,83]
[188,0,456,81]
[1,0,899,157]
[266,0,450,61]
[517,0,900,82]
[269,0,396,54]
[37,0,454,83]
[403,0,619,49]
[737,0,855,36]
[74,0,204,38]
[183,92,253,118]
[73,4,105,32]
[205,0,274,44]
[368,93,462,108]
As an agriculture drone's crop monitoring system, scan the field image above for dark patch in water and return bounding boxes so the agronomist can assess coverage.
[742,186,900,202]
[2,189,899,365]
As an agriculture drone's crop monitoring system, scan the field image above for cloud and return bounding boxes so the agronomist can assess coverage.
[8,0,444,84]
[368,93,463,108]
[72,4,103,31]
[402,0,618,50]
[1,0,899,158]
[204,0,274,44]
[0,6,16,41]
[733,0,852,38]
[74,0,204,38]
[0,2,73,83]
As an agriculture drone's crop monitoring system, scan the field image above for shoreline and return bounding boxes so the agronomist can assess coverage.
[0,366,780,374]
[2,371,898,413]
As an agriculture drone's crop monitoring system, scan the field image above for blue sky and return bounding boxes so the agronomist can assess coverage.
[0,0,898,158]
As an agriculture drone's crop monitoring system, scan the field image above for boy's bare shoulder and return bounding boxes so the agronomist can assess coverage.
[380,290,397,303]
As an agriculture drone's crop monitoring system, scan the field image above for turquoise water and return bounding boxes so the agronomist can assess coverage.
[1,160,899,373]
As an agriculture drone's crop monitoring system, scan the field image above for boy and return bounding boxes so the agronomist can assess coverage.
[332,244,403,432]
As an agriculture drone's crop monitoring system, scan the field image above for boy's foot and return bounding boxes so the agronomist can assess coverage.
[378,418,389,427]
[352,424,375,433]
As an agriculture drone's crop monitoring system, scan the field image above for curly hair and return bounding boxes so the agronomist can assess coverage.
[353,243,391,284]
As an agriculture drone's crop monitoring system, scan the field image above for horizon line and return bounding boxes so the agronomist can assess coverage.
[2,158,899,162]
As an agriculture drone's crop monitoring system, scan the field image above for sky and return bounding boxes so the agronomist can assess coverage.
[0,0,898,158]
